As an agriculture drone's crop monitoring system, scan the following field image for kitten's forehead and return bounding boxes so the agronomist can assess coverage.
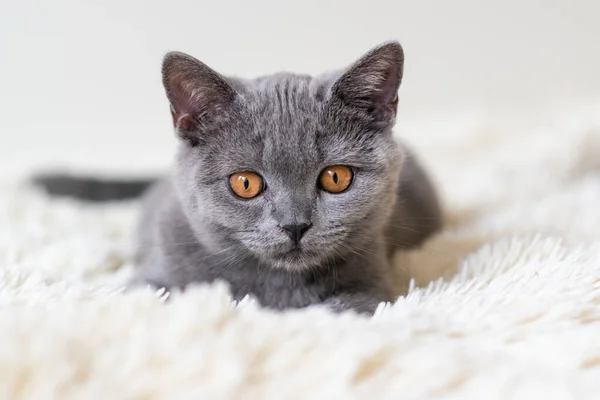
[245,73,325,122]
[242,74,326,170]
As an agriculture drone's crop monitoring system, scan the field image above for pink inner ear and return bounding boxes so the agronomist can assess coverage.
[168,76,202,130]
[167,75,201,116]
[170,109,195,131]
[371,62,400,105]
[166,81,212,132]
[164,72,235,133]
[368,62,401,122]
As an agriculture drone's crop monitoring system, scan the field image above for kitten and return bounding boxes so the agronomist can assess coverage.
[35,41,442,314]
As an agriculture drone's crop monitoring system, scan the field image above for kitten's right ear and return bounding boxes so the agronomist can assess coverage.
[162,52,236,144]
[330,41,404,129]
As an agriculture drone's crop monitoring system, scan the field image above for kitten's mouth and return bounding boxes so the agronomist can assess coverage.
[277,246,303,259]
[273,245,317,265]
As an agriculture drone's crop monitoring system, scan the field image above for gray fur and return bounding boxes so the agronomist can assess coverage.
[130,41,442,314]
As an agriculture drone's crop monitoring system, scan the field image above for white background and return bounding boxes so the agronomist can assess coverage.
[1,0,599,174]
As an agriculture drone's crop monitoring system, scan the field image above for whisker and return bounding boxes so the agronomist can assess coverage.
[380,238,451,261]
[387,216,441,221]
[213,252,248,280]
[384,224,422,233]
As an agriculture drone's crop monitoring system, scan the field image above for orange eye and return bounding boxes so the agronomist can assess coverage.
[229,171,264,199]
[319,165,353,193]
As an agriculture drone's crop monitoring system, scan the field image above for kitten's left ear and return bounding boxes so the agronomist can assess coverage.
[330,41,404,127]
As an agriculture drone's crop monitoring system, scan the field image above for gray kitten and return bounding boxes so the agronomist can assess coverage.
[35,41,442,314]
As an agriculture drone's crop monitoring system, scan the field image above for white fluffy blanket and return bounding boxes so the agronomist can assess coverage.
[2,107,600,399]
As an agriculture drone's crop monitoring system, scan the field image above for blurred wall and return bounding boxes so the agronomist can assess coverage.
[1,0,599,172]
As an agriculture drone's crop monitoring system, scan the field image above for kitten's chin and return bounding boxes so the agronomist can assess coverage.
[268,248,323,272]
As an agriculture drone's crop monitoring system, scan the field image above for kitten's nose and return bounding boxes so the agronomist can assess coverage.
[281,223,312,245]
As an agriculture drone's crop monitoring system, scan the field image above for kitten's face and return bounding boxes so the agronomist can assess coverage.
[165,42,404,270]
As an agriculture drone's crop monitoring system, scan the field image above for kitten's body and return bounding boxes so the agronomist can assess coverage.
[35,42,442,314]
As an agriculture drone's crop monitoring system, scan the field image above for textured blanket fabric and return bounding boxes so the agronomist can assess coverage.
[1,108,600,399]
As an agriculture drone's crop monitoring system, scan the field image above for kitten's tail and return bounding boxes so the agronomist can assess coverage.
[32,172,157,202]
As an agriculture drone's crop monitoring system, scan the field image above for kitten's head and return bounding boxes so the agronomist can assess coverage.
[162,42,405,271]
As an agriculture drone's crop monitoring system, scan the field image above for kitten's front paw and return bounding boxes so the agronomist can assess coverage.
[324,294,383,315]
